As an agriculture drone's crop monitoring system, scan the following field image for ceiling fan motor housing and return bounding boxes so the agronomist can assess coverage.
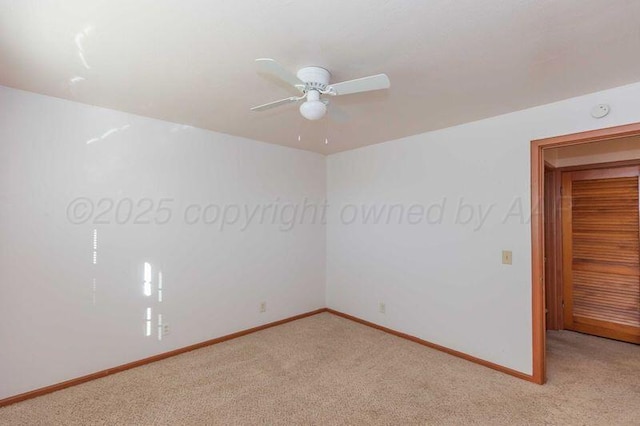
[297,66,331,91]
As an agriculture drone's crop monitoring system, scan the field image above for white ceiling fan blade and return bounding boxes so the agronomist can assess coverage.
[328,74,390,96]
[255,58,305,92]
[250,97,300,112]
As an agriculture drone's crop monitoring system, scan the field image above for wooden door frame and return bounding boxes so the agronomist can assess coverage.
[531,122,640,384]
[543,164,563,330]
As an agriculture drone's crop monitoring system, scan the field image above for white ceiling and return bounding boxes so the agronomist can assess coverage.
[1,1,640,154]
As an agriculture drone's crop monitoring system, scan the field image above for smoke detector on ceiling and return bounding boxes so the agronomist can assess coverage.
[590,104,610,119]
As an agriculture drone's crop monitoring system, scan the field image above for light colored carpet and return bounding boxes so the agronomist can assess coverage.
[1,312,639,425]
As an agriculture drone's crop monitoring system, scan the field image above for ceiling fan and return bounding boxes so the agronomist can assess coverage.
[251,58,390,121]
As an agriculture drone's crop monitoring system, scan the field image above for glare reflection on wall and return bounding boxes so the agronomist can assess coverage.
[157,314,163,341]
[91,229,98,305]
[145,307,152,337]
[92,229,98,265]
[143,262,152,297]
[142,262,165,340]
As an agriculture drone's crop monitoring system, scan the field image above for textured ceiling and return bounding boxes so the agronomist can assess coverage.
[1,0,640,154]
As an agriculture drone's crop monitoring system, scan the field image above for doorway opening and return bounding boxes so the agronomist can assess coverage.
[531,123,640,384]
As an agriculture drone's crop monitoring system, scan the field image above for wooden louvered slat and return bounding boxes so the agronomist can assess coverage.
[562,167,640,344]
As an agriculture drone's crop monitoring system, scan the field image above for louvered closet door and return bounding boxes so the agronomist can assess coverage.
[562,166,640,344]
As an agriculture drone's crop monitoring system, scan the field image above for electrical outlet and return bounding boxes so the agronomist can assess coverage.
[502,250,513,265]
[379,302,386,314]
[260,301,267,313]
[162,324,170,336]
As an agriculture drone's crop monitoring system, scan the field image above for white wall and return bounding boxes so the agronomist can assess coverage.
[0,86,326,400]
[326,81,640,375]
[3,80,640,399]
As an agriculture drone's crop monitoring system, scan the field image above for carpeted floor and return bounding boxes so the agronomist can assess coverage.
[1,312,638,425]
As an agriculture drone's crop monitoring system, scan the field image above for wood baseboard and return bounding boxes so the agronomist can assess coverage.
[325,309,537,383]
[0,308,328,408]
[1,306,539,407]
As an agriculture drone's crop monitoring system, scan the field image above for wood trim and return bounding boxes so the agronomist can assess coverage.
[325,309,536,383]
[544,166,562,330]
[571,318,640,344]
[1,307,538,409]
[531,121,640,386]
[0,308,328,408]
[533,122,640,148]
[530,139,547,384]
[574,315,640,332]
[558,158,640,173]
[569,165,640,181]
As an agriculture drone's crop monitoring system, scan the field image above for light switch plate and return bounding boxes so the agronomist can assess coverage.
[502,250,513,265]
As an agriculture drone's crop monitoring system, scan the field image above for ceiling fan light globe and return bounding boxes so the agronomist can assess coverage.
[299,100,327,120]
